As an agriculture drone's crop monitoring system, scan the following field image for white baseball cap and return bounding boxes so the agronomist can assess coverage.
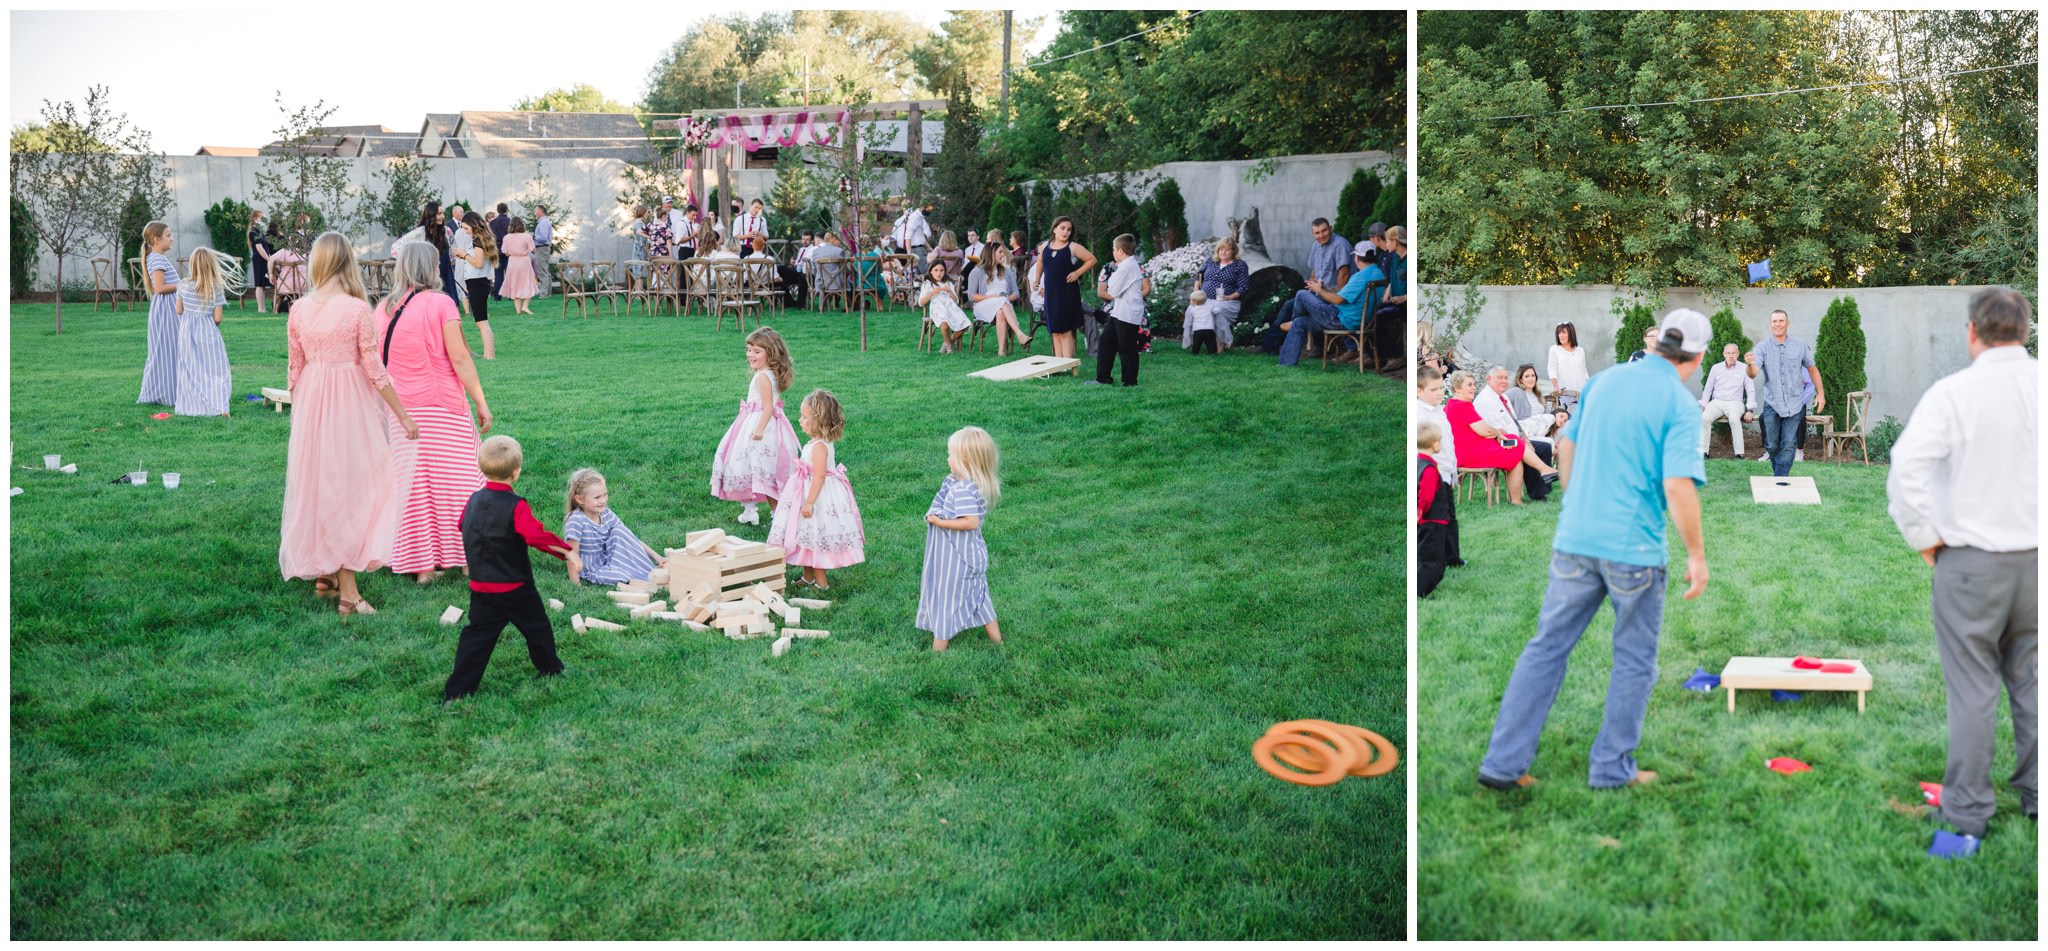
[1353,240,1376,258]
[1657,308,1712,355]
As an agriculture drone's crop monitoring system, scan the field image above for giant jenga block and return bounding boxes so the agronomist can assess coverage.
[665,538,789,602]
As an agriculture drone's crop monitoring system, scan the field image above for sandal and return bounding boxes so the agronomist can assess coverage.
[338,597,376,616]
[313,575,340,598]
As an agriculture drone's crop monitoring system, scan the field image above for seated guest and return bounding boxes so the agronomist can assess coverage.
[1278,239,1382,367]
[1355,225,1407,367]
[1274,216,1353,337]
[1508,364,1559,436]
[1699,342,1757,458]
[1627,326,1657,363]
[1417,421,1461,598]
[809,233,848,293]
[751,236,808,308]
[1446,369,1558,506]
[1476,365,1555,500]
[1199,237,1251,338]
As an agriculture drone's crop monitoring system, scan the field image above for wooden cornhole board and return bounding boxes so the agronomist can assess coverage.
[969,355,1081,381]
[1720,656,1872,713]
[1751,476,1820,505]
[262,387,292,412]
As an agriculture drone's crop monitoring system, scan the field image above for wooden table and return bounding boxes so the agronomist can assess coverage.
[1720,655,1871,713]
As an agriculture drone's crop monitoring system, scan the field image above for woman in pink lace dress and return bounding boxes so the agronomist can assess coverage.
[280,233,419,615]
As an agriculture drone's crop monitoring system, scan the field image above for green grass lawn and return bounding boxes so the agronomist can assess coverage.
[1417,460,2038,940]
[8,299,1402,939]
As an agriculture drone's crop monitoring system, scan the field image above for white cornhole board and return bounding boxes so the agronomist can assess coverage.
[1751,476,1820,505]
[969,355,1082,381]
[1720,655,1872,714]
[262,387,292,412]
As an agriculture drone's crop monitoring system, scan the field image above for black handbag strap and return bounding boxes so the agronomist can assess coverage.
[382,290,417,366]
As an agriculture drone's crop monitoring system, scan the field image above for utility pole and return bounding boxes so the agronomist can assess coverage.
[1000,10,1013,125]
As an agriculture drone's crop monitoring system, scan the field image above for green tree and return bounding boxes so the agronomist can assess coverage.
[10,85,169,332]
[1334,167,1380,244]
[1707,305,1753,358]
[374,155,435,239]
[1612,300,1658,364]
[10,120,113,154]
[911,10,1043,107]
[1026,180,1055,245]
[928,85,1005,241]
[11,197,40,298]
[1367,165,1405,229]
[996,10,1405,179]
[1151,177,1187,251]
[1419,11,1897,294]
[1133,193,1159,257]
[253,96,378,252]
[202,197,255,261]
[513,83,630,113]
[641,11,932,121]
[985,193,1020,237]
[1815,296,1868,403]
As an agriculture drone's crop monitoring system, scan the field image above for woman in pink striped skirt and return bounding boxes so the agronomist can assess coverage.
[376,239,494,583]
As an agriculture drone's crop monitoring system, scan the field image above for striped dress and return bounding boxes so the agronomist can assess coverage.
[137,252,181,404]
[561,508,659,585]
[916,475,996,640]
[172,284,231,416]
[375,290,484,575]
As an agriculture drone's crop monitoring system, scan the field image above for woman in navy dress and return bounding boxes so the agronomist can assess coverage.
[1030,216,1096,365]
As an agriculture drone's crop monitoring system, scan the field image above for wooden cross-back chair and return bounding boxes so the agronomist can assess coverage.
[1823,390,1874,464]
[555,261,587,316]
[1322,278,1389,373]
[91,258,129,310]
[710,262,760,331]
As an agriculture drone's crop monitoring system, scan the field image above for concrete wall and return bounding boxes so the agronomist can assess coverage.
[1421,283,2001,425]
[27,156,907,288]
[1032,150,1398,275]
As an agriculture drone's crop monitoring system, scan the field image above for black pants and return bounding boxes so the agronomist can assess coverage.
[1191,329,1218,354]
[1370,301,1405,364]
[676,246,697,290]
[1097,318,1142,385]
[1523,440,1553,500]
[777,266,807,307]
[444,583,563,701]
[492,255,508,298]
[464,278,491,322]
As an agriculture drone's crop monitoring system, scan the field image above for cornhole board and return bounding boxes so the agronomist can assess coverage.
[969,355,1082,381]
[1720,656,1872,713]
[1751,476,1820,505]
[262,387,292,412]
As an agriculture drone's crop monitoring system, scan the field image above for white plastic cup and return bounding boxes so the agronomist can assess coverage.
[129,470,147,485]
[59,463,77,474]
[162,472,181,489]
[43,454,60,470]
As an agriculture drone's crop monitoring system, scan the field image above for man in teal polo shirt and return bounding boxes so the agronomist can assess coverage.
[1276,240,1379,366]
[1478,308,1712,791]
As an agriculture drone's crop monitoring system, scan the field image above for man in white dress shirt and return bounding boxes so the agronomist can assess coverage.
[1698,343,1757,457]
[733,199,769,249]
[1886,286,2037,846]
[891,201,932,272]
[1478,365,1551,501]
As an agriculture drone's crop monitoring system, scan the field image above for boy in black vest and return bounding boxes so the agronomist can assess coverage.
[444,435,575,703]
[1417,421,1460,598]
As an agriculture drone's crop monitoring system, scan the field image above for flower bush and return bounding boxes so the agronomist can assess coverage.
[1141,240,1216,338]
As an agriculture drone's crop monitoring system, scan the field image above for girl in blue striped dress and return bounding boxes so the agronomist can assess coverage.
[136,222,181,404]
[560,468,665,585]
[172,248,236,416]
[917,426,1004,652]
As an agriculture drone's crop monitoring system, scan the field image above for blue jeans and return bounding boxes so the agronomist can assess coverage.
[1277,290,1347,366]
[1479,551,1667,788]
[1760,404,1804,477]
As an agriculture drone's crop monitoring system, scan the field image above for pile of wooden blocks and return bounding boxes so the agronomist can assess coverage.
[559,528,832,656]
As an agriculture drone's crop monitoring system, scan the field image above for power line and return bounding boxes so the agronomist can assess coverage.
[1474,59,2037,121]
[1016,10,1203,71]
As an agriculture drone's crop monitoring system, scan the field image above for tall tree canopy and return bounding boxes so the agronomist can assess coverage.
[641,11,934,116]
[995,9,1405,179]
[1418,9,2037,294]
[512,83,631,114]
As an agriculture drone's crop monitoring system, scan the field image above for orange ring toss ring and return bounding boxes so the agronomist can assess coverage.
[1270,738,1334,773]
[1266,720,1364,772]
[1251,733,1352,786]
[1338,724,1400,778]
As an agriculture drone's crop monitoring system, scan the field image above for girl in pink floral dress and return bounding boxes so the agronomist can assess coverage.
[767,389,865,589]
[710,328,799,525]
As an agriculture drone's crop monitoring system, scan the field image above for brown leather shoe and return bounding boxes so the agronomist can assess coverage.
[1478,772,1539,791]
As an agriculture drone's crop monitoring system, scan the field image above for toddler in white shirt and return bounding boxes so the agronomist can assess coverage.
[1183,290,1221,354]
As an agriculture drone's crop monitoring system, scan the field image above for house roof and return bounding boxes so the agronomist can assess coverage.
[258,125,396,157]
[195,145,261,157]
[422,113,466,158]
[454,111,652,161]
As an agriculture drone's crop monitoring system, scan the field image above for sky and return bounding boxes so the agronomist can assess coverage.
[9,4,1064,155]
